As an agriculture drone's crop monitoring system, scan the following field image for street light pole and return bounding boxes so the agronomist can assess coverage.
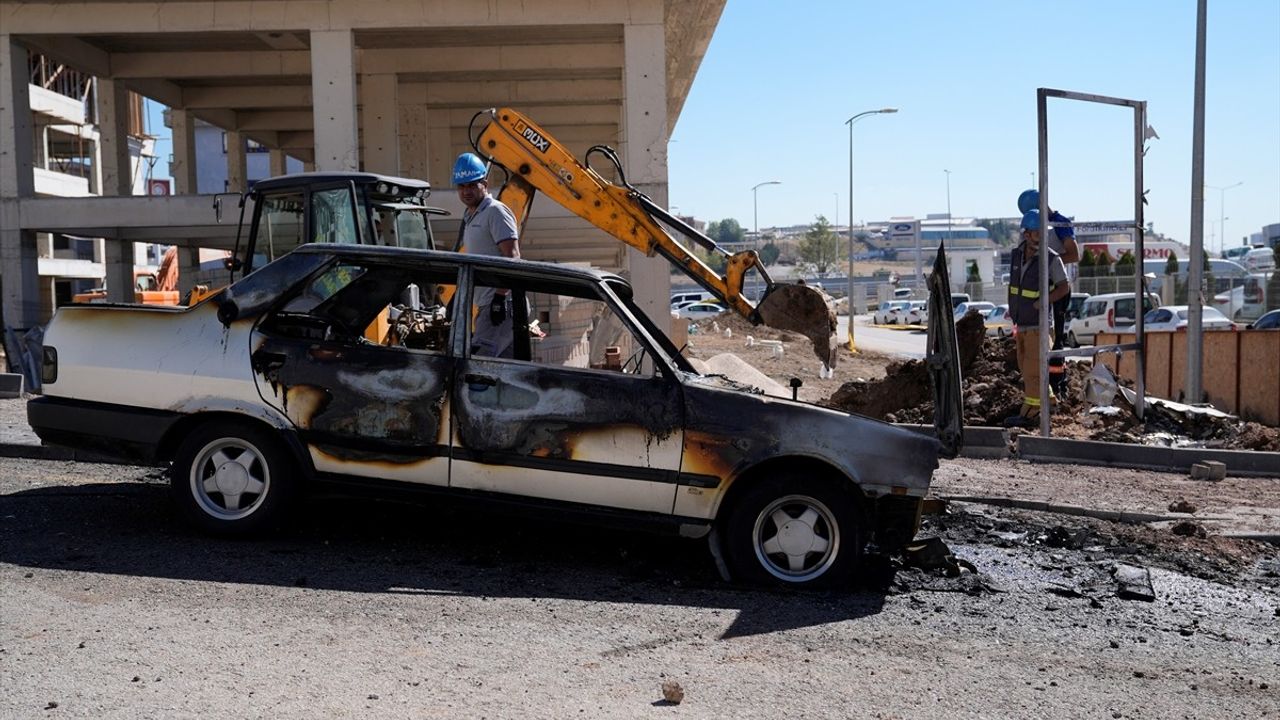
[1205,181,1243,254]
[752,180,781,251]
[845,107,898,351]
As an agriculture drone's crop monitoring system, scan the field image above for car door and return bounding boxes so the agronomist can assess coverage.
[448,266,684,514]
[249,256,460,486]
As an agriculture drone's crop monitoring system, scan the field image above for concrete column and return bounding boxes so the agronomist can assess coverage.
[399,101,429,181]
[95,77,137,303]
[621,18,671,333]
[361,73,399,175]
[169,109,202,298]
[0,34,40,328]
[170,109,198,194]
[226,130,247,193]
[303,160,316,172]
[310,30,359,171]
[268,149,288,177]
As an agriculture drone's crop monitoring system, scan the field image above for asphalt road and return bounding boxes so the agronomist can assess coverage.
[2,457,1277,719]
[838,314,927,358]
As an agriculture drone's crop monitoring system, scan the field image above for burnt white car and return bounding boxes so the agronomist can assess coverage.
[29,245,962,588]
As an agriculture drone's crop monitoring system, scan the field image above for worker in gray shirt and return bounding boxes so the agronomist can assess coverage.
[453,152,522,358]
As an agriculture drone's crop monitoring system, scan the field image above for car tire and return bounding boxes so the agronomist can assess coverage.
[171,420,297,537]
[1068,331,1078,348]
[997,327,1006,338]
[723,473,864,588]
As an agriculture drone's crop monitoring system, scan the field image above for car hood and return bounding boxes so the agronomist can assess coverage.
[679,375,943,496]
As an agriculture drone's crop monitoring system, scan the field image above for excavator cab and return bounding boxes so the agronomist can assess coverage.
[225,172,447,282]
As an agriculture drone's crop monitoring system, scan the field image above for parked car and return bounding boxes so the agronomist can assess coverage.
[676,301,727,321]
[1066,292,1159,347]
[27,244,964,588]
[985,305,1013,337]
[670,291,710,307]
[950,293,971,310]
[1248,309,1280,330]
[1210,274,1268,321]
[1066,293,1090,321]
[893,287,913,300]
[1242,247,1277,273]
[1222,245,1257,262]
[671,297,705,311]
[1141,305,1235,332]
[953,301,995,320]
[873,300,912,325]
[902,300,928,326]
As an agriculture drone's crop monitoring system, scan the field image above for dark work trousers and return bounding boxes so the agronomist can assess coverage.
[1049,294,1069,392]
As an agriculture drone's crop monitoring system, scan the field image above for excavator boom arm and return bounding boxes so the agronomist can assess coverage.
[474,108,837,366]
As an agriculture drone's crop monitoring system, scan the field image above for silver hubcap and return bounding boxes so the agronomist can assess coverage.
[752,494,840,582]
[190,438,270,520]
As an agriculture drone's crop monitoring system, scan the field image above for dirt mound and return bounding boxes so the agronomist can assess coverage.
[693,310,806,343]
[823,314,1280,450]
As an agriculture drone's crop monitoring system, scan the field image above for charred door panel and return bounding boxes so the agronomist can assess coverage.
[449,357,683,513]
[251,332,453,486]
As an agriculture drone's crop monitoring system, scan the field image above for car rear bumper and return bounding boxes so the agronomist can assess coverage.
[27,396,182,463]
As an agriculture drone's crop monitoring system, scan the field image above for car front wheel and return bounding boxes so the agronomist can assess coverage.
[723,474,864,588]
[171,421,296,536]
[1068,331,1079,348]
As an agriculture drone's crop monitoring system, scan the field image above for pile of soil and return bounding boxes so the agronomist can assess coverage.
[822,312,1280,451]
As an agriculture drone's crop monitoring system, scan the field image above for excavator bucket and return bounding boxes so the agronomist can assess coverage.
[755,284,840,368]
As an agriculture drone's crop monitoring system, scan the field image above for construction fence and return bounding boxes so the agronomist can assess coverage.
[1096,330,1280,425]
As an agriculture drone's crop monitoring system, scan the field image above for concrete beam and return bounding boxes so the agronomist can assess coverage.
[360,73,398,175]
[183,85,313,110]
[236,110,313,131]
[401,78,623,107]
[111,50,311,79]
[277,131,315,150]
[17,35,111,78]
[310,30,358,171]
[0,1,633,34]
[358,43,622,74]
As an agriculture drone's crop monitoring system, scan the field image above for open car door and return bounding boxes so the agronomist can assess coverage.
[926,245,964,458]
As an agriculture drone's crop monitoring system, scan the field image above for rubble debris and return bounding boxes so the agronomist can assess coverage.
[902,536,976,578]
[1167,498,1197,514]
[821,316,1280,451]
[1113,564,1156,602]
[1190,461,1227,482]
[1042,526,1091,550]
[660,680,685,704]
[1171,521,1208,538]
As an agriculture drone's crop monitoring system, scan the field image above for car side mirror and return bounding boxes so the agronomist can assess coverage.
[224,256,244,272]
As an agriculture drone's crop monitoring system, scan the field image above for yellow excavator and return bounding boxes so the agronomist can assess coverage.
[468,108,839,367]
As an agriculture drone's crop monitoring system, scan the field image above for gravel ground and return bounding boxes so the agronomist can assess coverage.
[2,457,1277,719]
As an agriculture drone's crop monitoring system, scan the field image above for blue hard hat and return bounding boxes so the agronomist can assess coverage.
[1021,209,1041,232]
[1017,188,1039,215]
[452,153,489,185]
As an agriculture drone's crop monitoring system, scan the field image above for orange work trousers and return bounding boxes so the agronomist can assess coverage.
[1015,326,1044,418]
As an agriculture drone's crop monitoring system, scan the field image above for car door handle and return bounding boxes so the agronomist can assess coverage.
[464,373,498,389]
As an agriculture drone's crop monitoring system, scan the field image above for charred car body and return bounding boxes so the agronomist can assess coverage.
[29,245,962,588]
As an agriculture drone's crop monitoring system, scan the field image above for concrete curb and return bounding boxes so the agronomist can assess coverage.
[1016,435,1280,478]
[939,495,1188,524]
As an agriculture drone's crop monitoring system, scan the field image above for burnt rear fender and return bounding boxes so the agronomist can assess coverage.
[926,245,964,457]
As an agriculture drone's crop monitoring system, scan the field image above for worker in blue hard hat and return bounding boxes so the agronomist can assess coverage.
[1017,189,1079,396]
[454,152,522,358]
[1006,209,1071,428]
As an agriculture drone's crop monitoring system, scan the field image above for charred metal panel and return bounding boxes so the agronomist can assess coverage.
[673,377,944,520]
[449,357,684,513]
[216,251,331,325]
[250,329,453,484]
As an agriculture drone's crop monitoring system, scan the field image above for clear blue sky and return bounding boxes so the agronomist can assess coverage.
[668,0,1279,252]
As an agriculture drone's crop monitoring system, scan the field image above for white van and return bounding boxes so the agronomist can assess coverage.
[1067,292,1158,347]
[1242,247,1276,272]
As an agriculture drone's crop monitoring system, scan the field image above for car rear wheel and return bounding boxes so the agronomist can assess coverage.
[171,421,296,536]
[1068,331,1079,348]
[723,473,863,588]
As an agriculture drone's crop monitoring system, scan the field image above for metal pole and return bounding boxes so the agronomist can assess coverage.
[944,169,952,244]
[1134,101,1147,422]
[1037,89,1052,437]
[843,108,897,349]
[1187,0,1207,404]
[751,181,781,252]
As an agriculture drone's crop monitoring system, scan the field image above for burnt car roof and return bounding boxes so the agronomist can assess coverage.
[290,243,630,291]
[251,172,431,194]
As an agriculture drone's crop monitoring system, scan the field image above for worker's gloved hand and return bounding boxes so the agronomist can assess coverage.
[489,295,507,325]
